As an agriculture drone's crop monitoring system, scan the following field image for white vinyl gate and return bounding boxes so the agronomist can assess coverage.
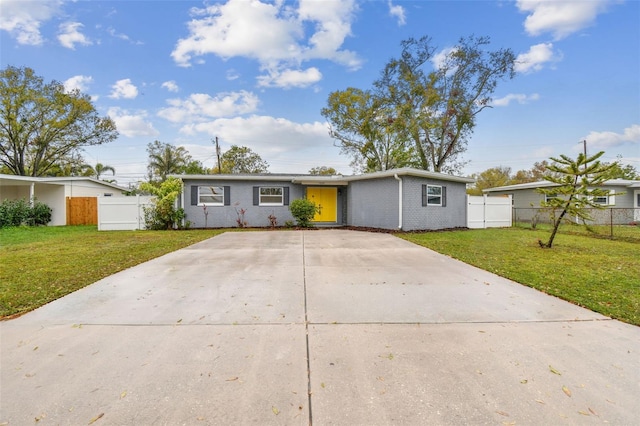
[467,195,512,229]
[97,195,154,231]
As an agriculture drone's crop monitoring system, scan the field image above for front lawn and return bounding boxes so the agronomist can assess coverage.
[399,228,639,326]
[0,226,224,318]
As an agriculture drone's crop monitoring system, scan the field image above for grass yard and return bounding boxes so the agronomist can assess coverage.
[0,226,224,319]
[399,227,640,326]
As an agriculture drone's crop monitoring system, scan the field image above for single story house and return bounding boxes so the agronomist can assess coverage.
[483,179,640,225]
[0,174,129,226]
[173,168,475,231]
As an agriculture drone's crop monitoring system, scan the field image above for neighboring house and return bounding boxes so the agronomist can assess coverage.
[174,168,475,231]
[0,174,129,226]
[484,179,640,224]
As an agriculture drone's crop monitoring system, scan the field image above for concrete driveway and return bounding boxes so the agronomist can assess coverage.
[1,230,638,425]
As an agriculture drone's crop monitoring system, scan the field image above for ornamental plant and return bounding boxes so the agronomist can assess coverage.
[289,198,318,228]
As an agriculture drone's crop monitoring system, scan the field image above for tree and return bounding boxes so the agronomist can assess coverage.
[322,88,417,173]
[537,151,616,248]
[373,35,516,173]
[603,158,639,180]
[468,166,512,195]
[146,140,193,182]
[83,162,116,180]
[309,166,338,175]
[0,66,118,176]
[216,145,269,174]
[140,177,185,230]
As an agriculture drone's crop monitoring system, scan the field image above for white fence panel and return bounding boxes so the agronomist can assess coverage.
[98,195,154,231]
[467,195,512,229]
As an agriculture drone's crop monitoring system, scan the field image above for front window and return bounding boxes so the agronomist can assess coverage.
[259,187,283,205]
[592,195,609,205]
[545,193,559,203]
[199,186,224,205]
[427,185,442,206]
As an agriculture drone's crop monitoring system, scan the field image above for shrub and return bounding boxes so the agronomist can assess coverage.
[140,177,185,230]
[0,198,52,228]
[289,198,318,228]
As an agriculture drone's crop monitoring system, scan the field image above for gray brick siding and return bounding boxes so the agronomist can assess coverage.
[402,176,468,231]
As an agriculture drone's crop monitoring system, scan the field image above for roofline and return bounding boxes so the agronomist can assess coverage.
[484,178,640,192]
[171,168,475,185]
[0,174,128,191]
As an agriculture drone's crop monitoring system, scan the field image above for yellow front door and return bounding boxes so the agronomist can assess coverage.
[307,187,337,222]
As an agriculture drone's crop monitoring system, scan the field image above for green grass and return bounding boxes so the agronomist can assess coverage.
[399,228,640,326]
[0,226,224,318]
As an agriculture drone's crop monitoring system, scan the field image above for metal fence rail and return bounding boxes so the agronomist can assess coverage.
[514,207,640,241]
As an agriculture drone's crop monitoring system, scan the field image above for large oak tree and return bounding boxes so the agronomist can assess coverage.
[323,35,516,174]
[0,66,118,176]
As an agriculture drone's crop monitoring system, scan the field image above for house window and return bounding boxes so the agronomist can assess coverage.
[199,186,224,205]
[545,193,559,203]
[592,195,609,205]
[427,185,442,206]
[259,187,283,206]
[422,184,446,207]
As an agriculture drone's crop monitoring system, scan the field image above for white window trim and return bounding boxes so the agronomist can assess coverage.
[259,186,284,206]
[199,186,224,206]
[427,184,442,206]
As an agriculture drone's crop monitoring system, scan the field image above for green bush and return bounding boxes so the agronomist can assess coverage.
[140,177,185,230]
[0,198,52,228]
[289,198,318,228]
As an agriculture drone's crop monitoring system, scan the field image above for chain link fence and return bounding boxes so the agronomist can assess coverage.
[513,207,640,242]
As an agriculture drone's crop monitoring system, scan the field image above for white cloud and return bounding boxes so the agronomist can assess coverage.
[0,0,62,45]
[514,43,560,73]
[171,0,360,86]
[492,93,540,107]
[109,78,139,99]
[580,124,640,150]
[57,21,92,49]
[431,47,458,72]
[161,80,179,92]
[107,27,143,45]
[257,67,322,88]
[63,75,93,93]
[158,90,260,123]
[107,107,159,138]
[175,115,351,173]
[388,0,406,26]
[226,69,240,81]
[516,0,614,40]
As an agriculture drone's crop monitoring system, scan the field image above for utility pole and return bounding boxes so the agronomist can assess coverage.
[583,139,587,173]
[214,136,222,174]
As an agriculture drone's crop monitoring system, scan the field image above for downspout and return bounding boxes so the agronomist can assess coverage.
[394,174,402,230]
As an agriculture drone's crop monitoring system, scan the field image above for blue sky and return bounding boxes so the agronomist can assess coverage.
[1,0,638,185]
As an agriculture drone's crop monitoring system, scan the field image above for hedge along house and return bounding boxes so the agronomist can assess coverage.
[483,179,640,225]
[173,168,475,231]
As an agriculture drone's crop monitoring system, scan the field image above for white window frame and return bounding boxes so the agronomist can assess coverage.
[259,186,283,206]
[427,184,442,206]
[199,186,224,206]
[544,193,559,203]
[592,194,609,205]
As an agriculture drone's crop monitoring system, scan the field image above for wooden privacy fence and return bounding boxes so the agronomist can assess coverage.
[66,197,98,225]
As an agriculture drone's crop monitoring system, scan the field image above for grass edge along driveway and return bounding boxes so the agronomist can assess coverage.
[399,227,639,326]
[0,226,224,319]
[1,226,638,326]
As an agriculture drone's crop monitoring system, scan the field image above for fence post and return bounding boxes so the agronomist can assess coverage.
[610,208,613,238]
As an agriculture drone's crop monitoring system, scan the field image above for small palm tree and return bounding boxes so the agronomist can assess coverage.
[83,163,116,180]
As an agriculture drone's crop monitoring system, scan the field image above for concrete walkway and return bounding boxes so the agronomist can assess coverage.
[1,230,638,425]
